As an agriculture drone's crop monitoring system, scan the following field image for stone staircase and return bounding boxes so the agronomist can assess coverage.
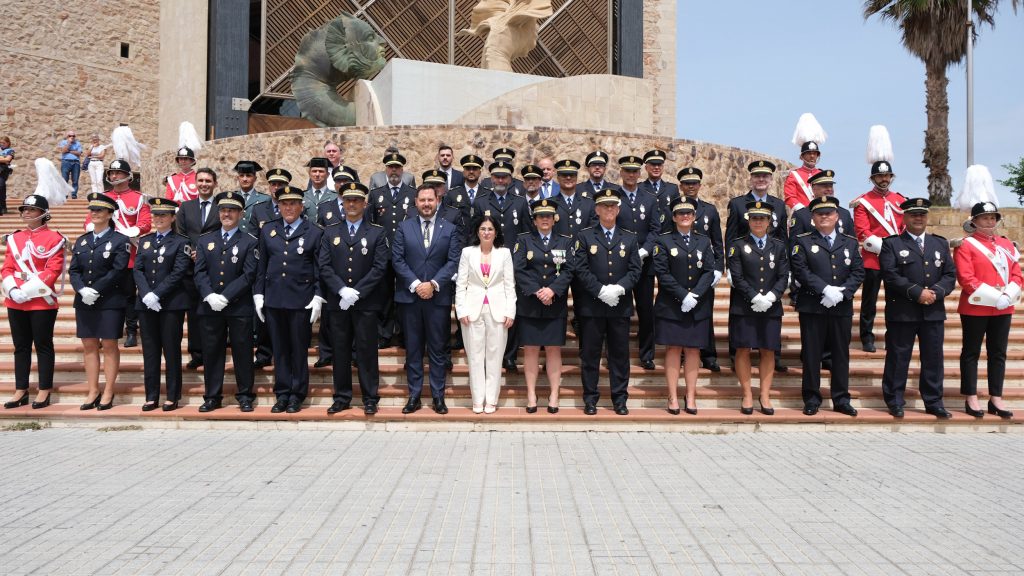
[0,199,1019,430]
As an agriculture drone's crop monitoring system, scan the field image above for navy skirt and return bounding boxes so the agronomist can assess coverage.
[76,308,125,339]
[516,316,567,346]
[655,315,710,349]
[728,315,782,350]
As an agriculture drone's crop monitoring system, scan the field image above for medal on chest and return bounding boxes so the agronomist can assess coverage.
[297,237,305,254]
[157,245,166,264]
[361,237,368,255]
[619,243,626,258]
[231,245,239,264]
[769,252,776,269]
[103,241,112,259]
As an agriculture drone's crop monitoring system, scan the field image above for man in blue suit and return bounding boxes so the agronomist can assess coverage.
[392,184,463,414]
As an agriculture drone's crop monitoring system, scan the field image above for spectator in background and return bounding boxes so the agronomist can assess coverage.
[86,134,109,195]
[58,130,83,199]
[0,136,13,215]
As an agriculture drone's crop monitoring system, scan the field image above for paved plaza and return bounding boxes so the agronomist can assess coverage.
[0,429,1020,575]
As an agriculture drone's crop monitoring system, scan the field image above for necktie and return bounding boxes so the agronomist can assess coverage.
[827,235,833,249]
[543,235,549,247]
[683,234,689,247]
[917,236,924,253]
[423,220,431,248]
[349,224,356,237]
[757,238,764,250]
[605,230,612,242]
[629,192,635,205]
[566,196,573,210]
[273,203,279,215]
[594,182,602,192]
[201,201,209,223]
[468,189,475,203]
[391,187,398,201]
[497,195,504,209]
[223,231,229,243]
[654,181,661,194]
[285,225,293,238]
[156,233,164,243]
[543,182,550,197]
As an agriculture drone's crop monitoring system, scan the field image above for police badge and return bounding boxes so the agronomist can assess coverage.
[811,245,819,254]
[590,245,598,255]
[744,245,752,254]
[899,249,909,258]
[526,251,534,260]
[207,242,215,251]
[143,241,151,249]
[670,247,678,257]
[333,236,341,246]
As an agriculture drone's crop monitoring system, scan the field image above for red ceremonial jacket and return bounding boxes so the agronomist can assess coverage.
[955,232,1023,316]
[783,165,820,211]
[852,188,906,270]
[1,225,66,311]
[165,171,198,202]
[84,188,152,268]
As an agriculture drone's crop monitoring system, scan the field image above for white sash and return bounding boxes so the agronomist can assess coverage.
[4,234,65,304]
[113,195,144,232]
[964,236,1011,285]
[791,170,813,203]
[858,196,900,236]
[169,173,194,203]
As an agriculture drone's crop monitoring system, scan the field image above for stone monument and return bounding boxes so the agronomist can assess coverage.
[459,0,554,72]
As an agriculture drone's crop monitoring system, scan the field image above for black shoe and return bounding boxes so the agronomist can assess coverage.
[286,399,302,413]
[614,404,629,416]
[834,404,858,417]
[432,397,448,414]
[740,405,754,415]
[186,359,203,369]
[445,359,453,370]
[774,360,788,373]
[124,331,138,347]
[80,394,101,410]
[987,400,1014,419]
[926,406,953,419]
[31,394,51,409]
[640,360,656,370]
[684,404,698,415]
[861,340,876,353]
[821,360,833,371]
[270,398,288,413]
[254,358,271,370]
[141,401,159,412]
[402,397,422,414]
[701,358,721,372]
[503,359,518,373]
[547,405,559,414]
[803,404,819,416]
[198,400,221,413]
[363,403,378,415]
[4,393,29,409]
[759,400,775,416]
[451,337,465,350]
[97,400,114,411]
[964,401,984,418]
[378,338,391,349]
[525,405,538,414]
[313,357,333,368]
[239,400,254,413]
[583,404,597,415]
[327,401,350,414]
[162,401,178,412]
[666,406,680,415]
[889,405,905,418]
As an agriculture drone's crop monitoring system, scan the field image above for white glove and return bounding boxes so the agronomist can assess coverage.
[608,285,626,298]
[725,270,732,287]
[638,248,649,260]
[339,286,360,303]
[305,295,326,324]
[79,287,100,306]
[820,294,839,308]
[142,292,162,311]
[712,270,723,287]
[204,293,229,312]
[822,285,845,303]
[84,222,96,233]
[597,286,619,307]
[8,288,29,304]
[996,294,1012,310]
[123,226,141,238]
[254,294,265,322]
[863,235,883,255]
[681,293,698,313]
[750,294,770,313]
[339,298,353,311]
[764,292,777,304]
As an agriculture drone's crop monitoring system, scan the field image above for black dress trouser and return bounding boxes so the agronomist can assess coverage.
[201,314,255,402]
[960,313,1011,397]
[8,308,58,390]
[138,309,186,402]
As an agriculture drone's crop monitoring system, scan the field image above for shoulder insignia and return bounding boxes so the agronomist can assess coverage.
[789,217,796,227]
[653,245,659,256]
[841,233,858,240]
[792,245,799,255]
[931,234,946,240]
[659,231,672,236]
[797,231,812,237]
[575,239,581,251]
[620,228,636,235]
[729,246,735,257]
[517,231,531,237]
[513,242,520,253]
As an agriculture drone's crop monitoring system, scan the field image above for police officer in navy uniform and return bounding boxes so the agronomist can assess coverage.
[445,154,491,230]
[232,160,270,237]
[638,149,680,233]
[319,182,390,415]
[787,170,854,238]
[249,167,290,370]
[572,189,643,415]
[134,197,192,412]
[194,192,259,413]
[579,150,621,197]
[368,152,417,348]
[480,147,526,196]
[726,200,790,415]
[254,185,325,414]
[878,198,957,418]
[677,166,725,371]
[790,197,865,416]
[550,159,596,239]
[317,166,360,228]
[616,154,660,370]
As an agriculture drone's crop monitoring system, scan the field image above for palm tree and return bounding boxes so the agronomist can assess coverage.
[863,0,1019,204]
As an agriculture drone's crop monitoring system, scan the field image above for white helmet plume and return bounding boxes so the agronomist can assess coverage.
[32,158,70,208]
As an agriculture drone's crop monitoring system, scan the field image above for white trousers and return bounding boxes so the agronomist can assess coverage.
[464,304,508,406]
[88,160,104,195]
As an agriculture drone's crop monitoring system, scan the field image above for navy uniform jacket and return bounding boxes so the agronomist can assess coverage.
[445,184,491,229]
[480,176,526,196]
[193,229,258,316]
[727,236,790,317]
[725,192,788,244]
[248,200,281,232]
[317,197,347,228]
[653,231,716,322]
[133,231,192,311]
[571,226,642,317]
[615,188,661,274]
[790,230,865,316]
[235,189,271,236]
[470,192,531,241]
[639,179,681,233]
[788,205,854,239]
[68,228,131,309]
[579,180,620,197]
[368,183,417,240]
[550,192,596,239]
[512,232,574,318]
[392,215,462,307]
[254,218,324,308]
[879,232,957,322]
[318,221,390,311]
[691,196,725,272]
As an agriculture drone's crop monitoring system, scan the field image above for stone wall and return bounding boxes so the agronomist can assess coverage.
[0,1,160,196]
[142,125,790,210]
[644,0,676,138]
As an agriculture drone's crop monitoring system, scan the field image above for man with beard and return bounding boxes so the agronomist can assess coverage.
[446,154,490,232]
[249,167,290,369]
[437,144,464,189]
[638,149,680,233]
[550,159,596,239]
[579,150,620,196]
[174,167,220,369]
[480,148,525,195]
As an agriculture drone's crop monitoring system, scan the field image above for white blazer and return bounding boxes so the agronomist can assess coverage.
[455,245,517,323]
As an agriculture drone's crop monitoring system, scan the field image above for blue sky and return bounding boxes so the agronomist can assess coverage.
[676,0,1023,207]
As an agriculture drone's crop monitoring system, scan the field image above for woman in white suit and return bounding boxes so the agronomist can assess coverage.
[456,215,517,413]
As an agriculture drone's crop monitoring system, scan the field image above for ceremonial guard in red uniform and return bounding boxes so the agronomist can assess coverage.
[953,201,1021,419]
[784,113,826,212]
[85,159,152,347]
[2,194,67,409]
[165,146,198,202]
[851,160,905,352]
